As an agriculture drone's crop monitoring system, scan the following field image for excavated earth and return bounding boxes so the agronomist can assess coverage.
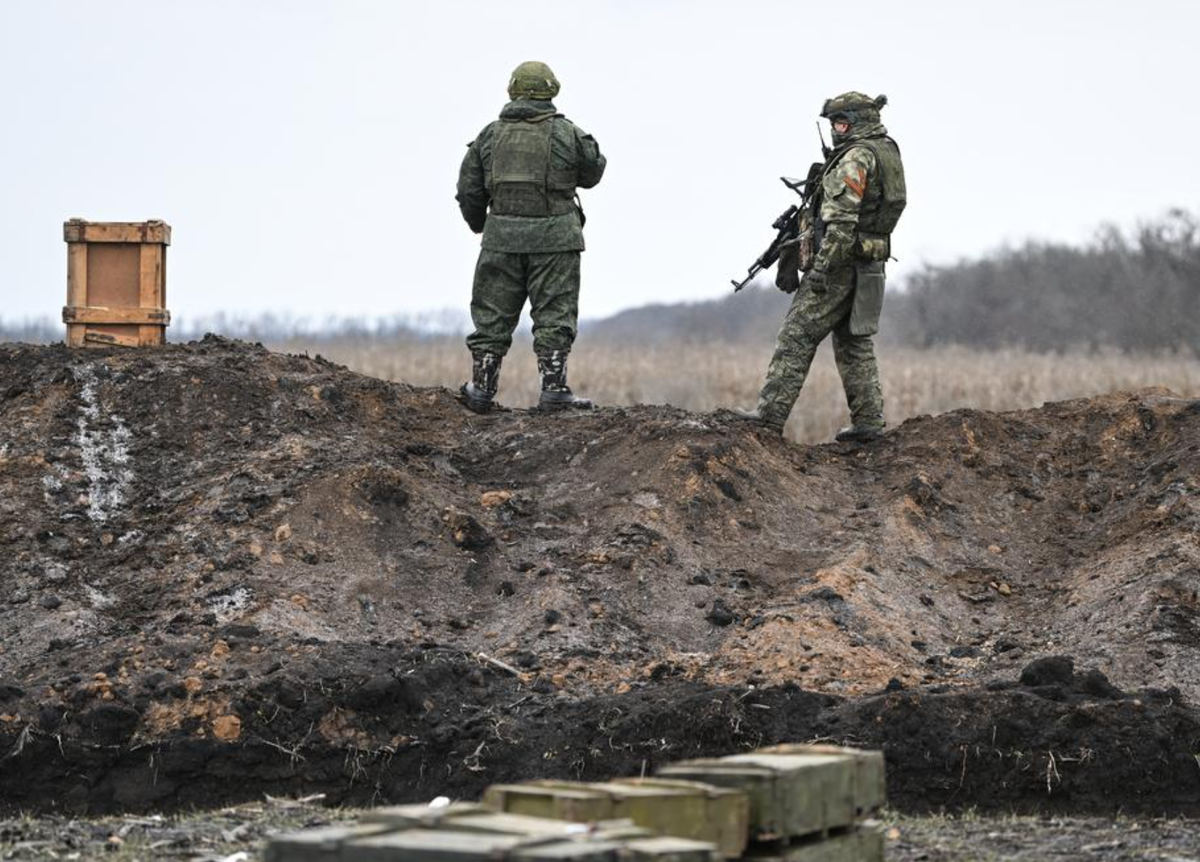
[1,337,1199,816]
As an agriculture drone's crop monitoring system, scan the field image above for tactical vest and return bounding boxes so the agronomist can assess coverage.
[825,135,906,238]
[487,116,578,218]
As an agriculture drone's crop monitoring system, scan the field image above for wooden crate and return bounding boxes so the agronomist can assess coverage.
[62,219,171,347]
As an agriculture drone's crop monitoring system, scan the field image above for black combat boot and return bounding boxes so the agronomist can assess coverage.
[835,423,884,443]
[536,350,593,411]
[459,352,502,414]
[732,407,786,435]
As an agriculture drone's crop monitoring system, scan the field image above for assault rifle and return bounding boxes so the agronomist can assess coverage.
[730,170,821,293]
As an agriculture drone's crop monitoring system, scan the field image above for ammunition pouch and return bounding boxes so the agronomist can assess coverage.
[797,208,816,272]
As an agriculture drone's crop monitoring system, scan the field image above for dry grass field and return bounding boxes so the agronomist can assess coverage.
[274,336,1200,444]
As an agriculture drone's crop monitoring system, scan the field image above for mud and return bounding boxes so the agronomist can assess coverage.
[1,337,1199,815]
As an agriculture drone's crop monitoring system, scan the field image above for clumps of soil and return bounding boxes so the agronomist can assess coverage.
[1,337,1199,814]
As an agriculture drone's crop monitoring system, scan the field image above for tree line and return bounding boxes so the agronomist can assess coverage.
[3,210,1195,353]
[586,209,1199,354]
[888,209,1199,352]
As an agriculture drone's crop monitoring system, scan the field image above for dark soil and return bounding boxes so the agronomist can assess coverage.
[6,804,1200,862]
[2,337,1199,816]
[885,813,1200,862]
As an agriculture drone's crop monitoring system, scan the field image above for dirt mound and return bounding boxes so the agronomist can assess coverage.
[1,337,1199,814]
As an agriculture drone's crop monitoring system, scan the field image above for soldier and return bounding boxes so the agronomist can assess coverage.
[738,92,906,441]
[456,61,607,413]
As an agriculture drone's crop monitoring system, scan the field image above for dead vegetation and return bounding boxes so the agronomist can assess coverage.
[276,336,1200,444]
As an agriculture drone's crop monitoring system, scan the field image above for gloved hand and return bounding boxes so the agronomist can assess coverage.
[776,270,800,294]
[465,212,487,234]
[801,269,828,294]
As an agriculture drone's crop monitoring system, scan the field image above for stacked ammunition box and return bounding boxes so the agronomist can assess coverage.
[266,802,720,862]
[657,745,885,861]
[264,744,885,861]
[483,778,749,858]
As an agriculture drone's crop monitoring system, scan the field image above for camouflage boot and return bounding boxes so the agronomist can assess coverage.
[732,407,786,435]
[537,350,593,411]
[459,352,502,414]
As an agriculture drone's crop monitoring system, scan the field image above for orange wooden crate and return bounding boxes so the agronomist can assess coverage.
[62,219,171,347]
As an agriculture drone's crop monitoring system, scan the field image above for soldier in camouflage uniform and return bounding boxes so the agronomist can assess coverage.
[739,92,906,441]
[456,61,607,413]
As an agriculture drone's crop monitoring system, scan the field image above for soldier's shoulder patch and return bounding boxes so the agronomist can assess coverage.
[832,147,876,199]
[842,167,867,198]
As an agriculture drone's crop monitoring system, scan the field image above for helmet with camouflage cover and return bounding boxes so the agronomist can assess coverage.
[507,61,560,100]
[821,92,888,125]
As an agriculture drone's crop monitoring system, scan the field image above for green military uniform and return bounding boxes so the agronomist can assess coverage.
[456,61,607,412]
[752,92,906,439]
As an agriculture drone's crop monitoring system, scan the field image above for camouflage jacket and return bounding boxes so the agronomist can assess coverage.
[813,122,901,275]
[456,100,606,253]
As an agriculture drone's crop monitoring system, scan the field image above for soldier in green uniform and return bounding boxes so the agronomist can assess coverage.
[456,61,607,413]
[738,92,906,441]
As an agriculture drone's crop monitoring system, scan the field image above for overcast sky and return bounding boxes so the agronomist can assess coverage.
[2,0,1197,326]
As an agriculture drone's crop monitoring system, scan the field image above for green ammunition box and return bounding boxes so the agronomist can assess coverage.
[360,802,489,830]
[753,745,886,818]
[623,836,725,862]
[364,803,640,840]
[263,824,396,862]
[611,778,750,858]
[485,778,749,858]
[447,812,644,839]
[515,839,627,861]
[657,753,856,839]
[343,830,627,862]
[342,830,532,862]
[483,782,614,822]
[742,824,884,862]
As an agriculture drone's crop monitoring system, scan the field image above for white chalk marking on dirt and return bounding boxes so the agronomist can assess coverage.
[117,529,144,545]
[72,364,135,523]
[84,584,116,610]
[208,586,254,623]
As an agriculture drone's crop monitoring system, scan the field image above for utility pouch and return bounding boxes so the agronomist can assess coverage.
[855,234,891,262]
[797,208,816,272]
[775,237,801,292]
[850,264,885,336]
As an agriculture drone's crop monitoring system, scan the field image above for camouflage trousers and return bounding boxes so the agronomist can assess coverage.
[465,250,580,357]
[756,265,885,428]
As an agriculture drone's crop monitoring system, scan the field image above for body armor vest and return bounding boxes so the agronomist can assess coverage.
[488,116,578,218]
[825,135,907,238]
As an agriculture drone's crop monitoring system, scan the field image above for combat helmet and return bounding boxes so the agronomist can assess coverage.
[508,61,560,100]
[821,92,888,125]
